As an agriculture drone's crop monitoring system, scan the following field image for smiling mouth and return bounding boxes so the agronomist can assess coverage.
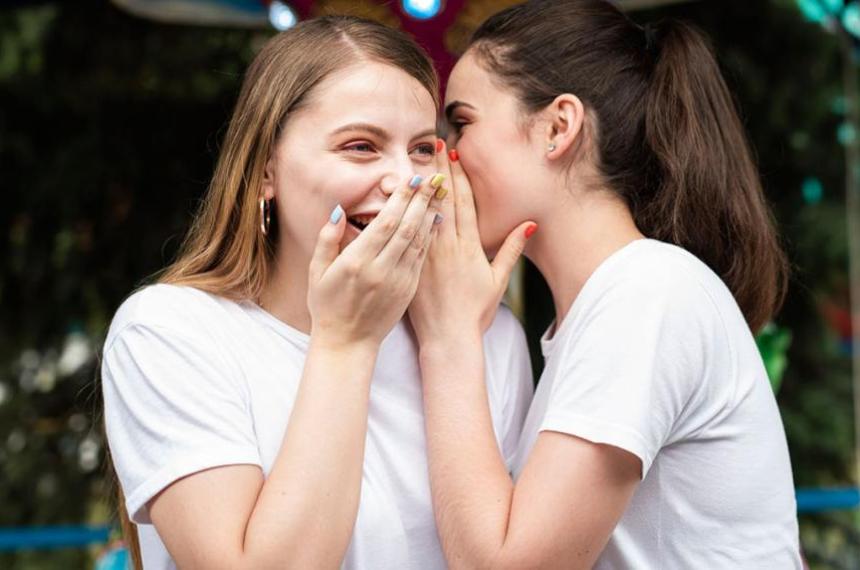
[348,213,377,232]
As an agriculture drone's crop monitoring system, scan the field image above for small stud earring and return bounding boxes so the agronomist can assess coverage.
[547,142,557,152]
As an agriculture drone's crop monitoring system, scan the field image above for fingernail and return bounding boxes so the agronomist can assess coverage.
[448,149,459,162]
[436,139,444,153]
[409,175,423,189]
[330,204,344,224]
[434,213,444,225]
[525,223,538,239]
[429,173,446,189]
[434,186,449,200]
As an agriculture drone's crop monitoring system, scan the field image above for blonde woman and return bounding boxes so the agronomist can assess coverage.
[100,16,533,570]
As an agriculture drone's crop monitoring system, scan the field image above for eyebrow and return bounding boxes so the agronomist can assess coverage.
[330,122,437,141]
[445,101,476,122]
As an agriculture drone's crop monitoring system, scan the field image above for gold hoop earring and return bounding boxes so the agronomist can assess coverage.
[260,198,272,236]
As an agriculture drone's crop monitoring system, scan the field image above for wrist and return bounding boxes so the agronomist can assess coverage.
[418,329,483,364]
[309,330,380,359]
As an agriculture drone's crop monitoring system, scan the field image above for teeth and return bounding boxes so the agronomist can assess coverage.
[351,214,376,226]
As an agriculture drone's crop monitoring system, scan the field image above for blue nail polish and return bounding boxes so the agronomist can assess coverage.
[329,204,344,224]
[409,175,423,189]
[434,213,444,225]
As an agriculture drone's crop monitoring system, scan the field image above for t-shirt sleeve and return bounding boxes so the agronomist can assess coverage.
[496,314,535,471]
[541,275,723,478]
[102,322,262,524]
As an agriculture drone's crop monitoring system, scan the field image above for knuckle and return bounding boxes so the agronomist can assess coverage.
[378,217,397,234]
[364,275,383,290]
[398,222,418,241]
[343,260,362,277]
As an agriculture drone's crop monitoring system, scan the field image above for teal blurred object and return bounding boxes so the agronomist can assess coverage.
[756,323,793,394]
[94,544,130,570]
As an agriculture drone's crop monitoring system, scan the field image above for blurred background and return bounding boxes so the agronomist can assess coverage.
[1,0,859,568]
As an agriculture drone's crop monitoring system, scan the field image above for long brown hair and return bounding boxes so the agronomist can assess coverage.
[111,15,438,567]
[470,0,788,333]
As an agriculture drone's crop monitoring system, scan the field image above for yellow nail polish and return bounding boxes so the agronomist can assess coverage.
[434,186,448,200]
[429,174,446,189]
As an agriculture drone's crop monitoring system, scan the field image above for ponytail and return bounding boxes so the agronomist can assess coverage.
[470,0,788,333]
[641,20,789,332]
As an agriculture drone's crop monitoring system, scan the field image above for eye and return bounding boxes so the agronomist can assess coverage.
[412,143,436,157]
[344,141,376,153]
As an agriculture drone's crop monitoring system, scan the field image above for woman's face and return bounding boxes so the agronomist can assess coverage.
[265,61,438,258]
[444,51,549,255]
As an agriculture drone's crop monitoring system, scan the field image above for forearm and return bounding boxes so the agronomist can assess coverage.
[420,333,514,569]
[242,337,378,569]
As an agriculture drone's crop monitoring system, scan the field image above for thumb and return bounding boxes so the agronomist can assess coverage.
[491,221,537,286]
[309,204,346,282]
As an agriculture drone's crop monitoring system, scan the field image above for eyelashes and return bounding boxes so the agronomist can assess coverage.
[342,142,436,157]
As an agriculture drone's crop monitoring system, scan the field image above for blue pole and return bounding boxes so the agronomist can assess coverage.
[0,525,111,551]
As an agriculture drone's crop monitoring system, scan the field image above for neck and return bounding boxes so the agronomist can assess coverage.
[259,239,312,334]
[525,187,644,328]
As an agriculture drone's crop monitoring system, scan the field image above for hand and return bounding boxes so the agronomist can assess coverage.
[409,142,535,348]
[308,174,444,349]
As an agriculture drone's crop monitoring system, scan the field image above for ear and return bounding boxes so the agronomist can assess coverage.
[261,155,277,200]
[543,94,585,161]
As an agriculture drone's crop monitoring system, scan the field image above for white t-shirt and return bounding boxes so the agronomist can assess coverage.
[512,239,801,569]
[102,284,534,570]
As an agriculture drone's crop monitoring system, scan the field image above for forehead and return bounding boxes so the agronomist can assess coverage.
[304,61,437,127]
[445,52,496,105]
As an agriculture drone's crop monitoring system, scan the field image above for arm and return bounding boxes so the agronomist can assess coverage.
[419,336,640,570]
[150,339,377,570]
[132,175,444,569]
[410,145,639,569]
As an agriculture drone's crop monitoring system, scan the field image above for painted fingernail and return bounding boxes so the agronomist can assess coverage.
[436,139,444,153]
[409,175,423,189]
[429,173,446,189]
[434,186,449,200]
[525,223,538,239]
[434,213,444,225]
[330,204,344,224]
[448,149,459,162]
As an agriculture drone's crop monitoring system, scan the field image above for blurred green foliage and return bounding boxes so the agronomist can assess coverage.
[0,0,858,568]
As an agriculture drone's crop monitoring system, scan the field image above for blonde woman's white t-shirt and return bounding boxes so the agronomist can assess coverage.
[512,239,801,569]
[102,284,534,570]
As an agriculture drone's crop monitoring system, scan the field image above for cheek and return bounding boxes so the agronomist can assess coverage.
[277,162,371,243]
[458,135,522,251]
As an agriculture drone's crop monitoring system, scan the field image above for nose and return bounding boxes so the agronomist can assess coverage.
[379,154,414,197]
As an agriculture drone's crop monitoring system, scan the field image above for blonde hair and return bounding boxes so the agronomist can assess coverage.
[114,16,439,568]
[158,15,439,300]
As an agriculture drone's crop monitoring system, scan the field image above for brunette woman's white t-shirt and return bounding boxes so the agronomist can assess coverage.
[101,284,534,570]
[511,239,800,569]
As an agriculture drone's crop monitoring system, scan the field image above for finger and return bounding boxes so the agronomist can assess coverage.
[433,139,457,242]
[448,149,480,241]
[308,204,347,282]
[490,221,537,290]
[400,206,441,270]
[373,172,445,267]
[345,174,425,258]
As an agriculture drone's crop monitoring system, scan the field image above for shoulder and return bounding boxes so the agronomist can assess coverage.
[105,284,235,353]
[584,240,731,323]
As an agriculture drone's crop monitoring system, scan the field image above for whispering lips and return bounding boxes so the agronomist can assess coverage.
[347,212,379,232]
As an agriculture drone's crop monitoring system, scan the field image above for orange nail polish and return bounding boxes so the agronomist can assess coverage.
[525,224,538,239]
[436,139,444,153]
[448,149,459,162]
